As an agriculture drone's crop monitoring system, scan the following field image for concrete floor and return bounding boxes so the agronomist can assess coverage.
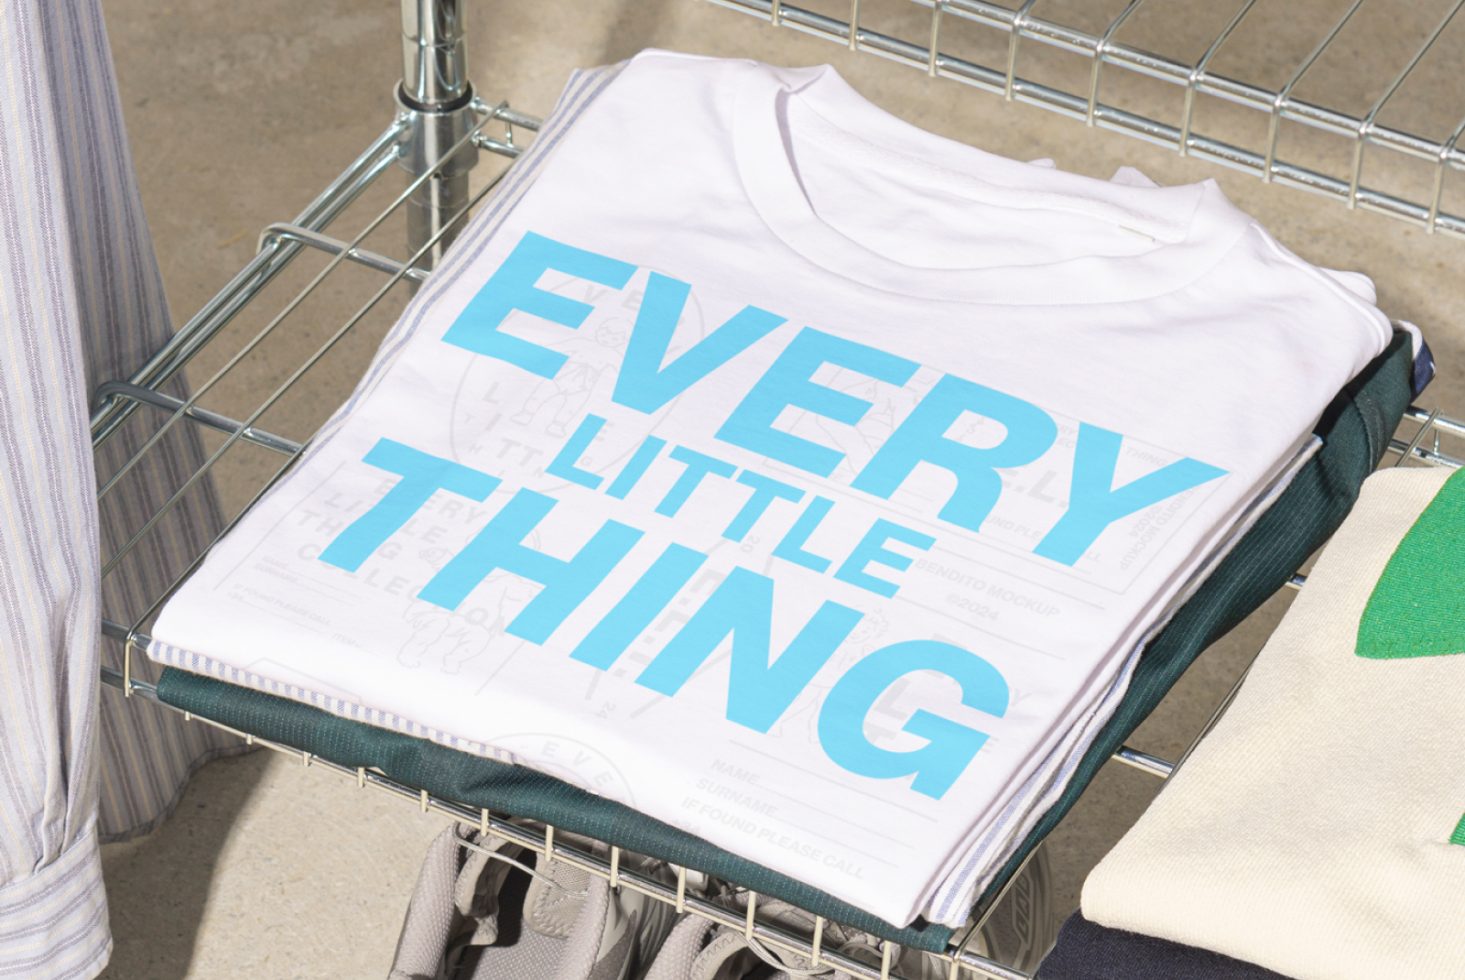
[96,0,1465,977]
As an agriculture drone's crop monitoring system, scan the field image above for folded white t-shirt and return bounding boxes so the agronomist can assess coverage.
[149,51,1391,926]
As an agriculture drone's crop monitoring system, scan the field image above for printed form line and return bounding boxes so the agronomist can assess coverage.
[893,594,1062,661]
[743,777,918,851]
[730,740,938,823]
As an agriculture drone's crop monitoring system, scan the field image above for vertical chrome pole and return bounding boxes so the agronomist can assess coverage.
[397,0,478,270]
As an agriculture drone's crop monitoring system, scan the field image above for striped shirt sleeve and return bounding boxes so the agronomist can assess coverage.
[0,0,112,972]
[1,2,242,976]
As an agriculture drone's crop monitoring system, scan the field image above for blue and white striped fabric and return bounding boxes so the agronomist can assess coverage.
[1,2,242,976]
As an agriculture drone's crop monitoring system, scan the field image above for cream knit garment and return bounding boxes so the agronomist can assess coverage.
[1082,466,1465,980]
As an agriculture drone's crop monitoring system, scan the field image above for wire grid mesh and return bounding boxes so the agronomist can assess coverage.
[90,61,1463,980]
[705,0,1465,238]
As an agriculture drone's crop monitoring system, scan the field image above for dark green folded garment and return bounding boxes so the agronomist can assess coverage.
[155,332,1413,948]
[154,666,952,950]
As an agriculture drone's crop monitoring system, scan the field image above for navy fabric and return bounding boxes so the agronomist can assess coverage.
[1412,336,1436,398]
[1037,912,1289,979]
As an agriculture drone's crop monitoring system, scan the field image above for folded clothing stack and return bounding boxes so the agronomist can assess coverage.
[149,50,1404,930]
[1065,466,1465,979]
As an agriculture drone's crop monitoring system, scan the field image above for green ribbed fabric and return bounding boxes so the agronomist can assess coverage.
[1450,815,1465,847]
[153,667,952,950]
[1356,467,1465,659]
[155,332,1414,943]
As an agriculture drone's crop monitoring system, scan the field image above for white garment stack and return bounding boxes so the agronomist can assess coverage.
[149,51,1392,927]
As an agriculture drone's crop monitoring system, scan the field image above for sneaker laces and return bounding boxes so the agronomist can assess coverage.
[458,834,588,895]
[739,934,842,976]
[713,890,886,977]
[458,828,676,897]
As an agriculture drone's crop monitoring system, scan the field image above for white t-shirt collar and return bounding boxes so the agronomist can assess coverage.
[731,62,1254,306]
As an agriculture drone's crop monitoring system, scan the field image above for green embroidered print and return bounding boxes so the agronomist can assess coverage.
[1357,468,1465,660]
[1451,814,1465,847]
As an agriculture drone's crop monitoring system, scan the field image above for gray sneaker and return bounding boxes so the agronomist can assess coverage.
[643,913,854,980]
[390,822,675,980]
[643,897,949,980]
[644,846,1057,979]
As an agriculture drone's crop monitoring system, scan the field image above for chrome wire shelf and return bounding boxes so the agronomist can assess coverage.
[92,3,1464,976]
[707,0,1465,238]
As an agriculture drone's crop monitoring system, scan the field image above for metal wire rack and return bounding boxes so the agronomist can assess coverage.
[92,2,1464,978]
[711,0,1465,237]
